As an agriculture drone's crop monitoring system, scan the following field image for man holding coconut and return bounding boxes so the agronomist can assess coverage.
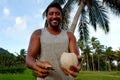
[26,2,81,80]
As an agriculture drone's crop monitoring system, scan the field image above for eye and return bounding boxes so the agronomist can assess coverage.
[55,12,61,15]
[48,12,61,16]
[49,12,54,16]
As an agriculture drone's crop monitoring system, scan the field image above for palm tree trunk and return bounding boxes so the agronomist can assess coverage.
[70,1,85,33]
[105,57,108,71]
[86,54,90,71]
[108,60,111,71]
[98,54,100,71]
[117,61,119,71]
[92,54,95,71]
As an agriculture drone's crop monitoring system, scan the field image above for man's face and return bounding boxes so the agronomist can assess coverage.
[46,7,62,28]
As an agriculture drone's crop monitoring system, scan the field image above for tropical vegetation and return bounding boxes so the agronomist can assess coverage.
[0,0,120,77]
[0,36,120,72]
[42,0,120,71]
[78,37,120,71]
[0,48,26,74]
[49,0,120,45]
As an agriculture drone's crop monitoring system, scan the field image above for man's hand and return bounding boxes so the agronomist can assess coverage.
[32,61,53,78]
[68,65,80,77]
[61,55,82,77]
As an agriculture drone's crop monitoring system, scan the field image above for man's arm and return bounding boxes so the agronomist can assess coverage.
[26,29,52,78]
[26,29,41,69]
[67,31,82,77]
[67,31,79,55]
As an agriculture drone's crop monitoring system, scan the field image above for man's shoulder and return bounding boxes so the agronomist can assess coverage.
[32,29,42,36]
[34,29,41,33]
[64,29,75,39]
[65,29,73,35]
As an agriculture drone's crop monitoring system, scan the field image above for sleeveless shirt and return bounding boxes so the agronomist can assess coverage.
[37,28,74,80]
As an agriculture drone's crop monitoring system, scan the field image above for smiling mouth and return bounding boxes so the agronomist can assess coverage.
[51,18,60,22]
[52,20,58,23]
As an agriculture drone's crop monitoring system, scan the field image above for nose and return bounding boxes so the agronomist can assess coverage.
[52,13,58,18]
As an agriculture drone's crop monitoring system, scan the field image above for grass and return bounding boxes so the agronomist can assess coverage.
[75,71,120,80]
[0,69,36,80]
[0,69,120,80]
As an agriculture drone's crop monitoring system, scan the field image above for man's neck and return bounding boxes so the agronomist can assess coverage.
[46,27,61,35]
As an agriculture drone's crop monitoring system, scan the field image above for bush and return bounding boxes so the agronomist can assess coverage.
[0,66,26,74]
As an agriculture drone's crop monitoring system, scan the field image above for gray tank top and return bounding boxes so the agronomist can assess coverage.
[37,28,74,80]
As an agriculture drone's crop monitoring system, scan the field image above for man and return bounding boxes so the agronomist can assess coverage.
[26,2,81,80]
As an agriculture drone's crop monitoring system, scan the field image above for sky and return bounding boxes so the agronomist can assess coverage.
[0,0,120,54]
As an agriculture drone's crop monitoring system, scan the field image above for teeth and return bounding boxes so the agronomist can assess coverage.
[52,20,58,23]
[54,20,57,21]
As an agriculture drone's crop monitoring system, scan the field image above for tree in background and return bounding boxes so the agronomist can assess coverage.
[114,48,120,70]
[0,48,15,67]
[0,48,26,73]
[15,49,26,65]
[47,0,120,45]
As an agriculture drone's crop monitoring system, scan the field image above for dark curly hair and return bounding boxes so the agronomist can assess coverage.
[45,2,63,16]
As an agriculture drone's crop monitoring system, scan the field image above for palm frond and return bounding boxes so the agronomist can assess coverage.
[61,0,77,29]
[85,0,93,8]
[89,7,97,30]
[78,9,89,45]
[89,0,109,33]
[42,9,46,19]
[103,0,120,15]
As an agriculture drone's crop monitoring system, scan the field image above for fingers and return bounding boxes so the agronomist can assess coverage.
[61,65,80,77]
[77,55,82,66]
[62,65,80,77]
[38,67,50,74]
[70,65,80,73]
[67,69,78,77]
[62,67,78,77]
[61,66,69,75]
[32,61,52,78]
[34,70,49,78]
[36,61,52,69]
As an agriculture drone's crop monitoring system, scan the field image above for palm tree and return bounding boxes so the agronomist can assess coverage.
[91,37,98,71]
[103,0,120,15]
[90,37,105,71]
[48,0,120,44]
[77,39,92,71]
[15,49,26,65]
[43,0,120,70]
[83,44,92,71]
[105,47,116,71]
[77,39,84,70]
[115,48,120,70]
[70,0,120,32]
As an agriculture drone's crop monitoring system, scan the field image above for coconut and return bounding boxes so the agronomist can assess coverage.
[60,52,78,70]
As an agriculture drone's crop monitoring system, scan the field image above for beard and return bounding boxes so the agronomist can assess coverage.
[48,18,61,29]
